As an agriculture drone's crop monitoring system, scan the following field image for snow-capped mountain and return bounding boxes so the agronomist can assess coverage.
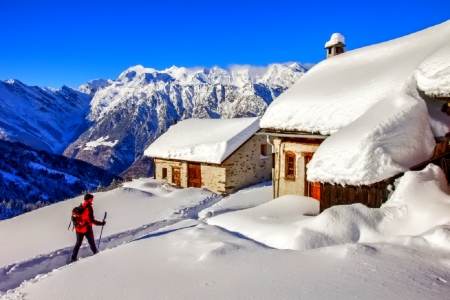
[77,79,114,96]
[0,80,92,153]
[64,63,308,175]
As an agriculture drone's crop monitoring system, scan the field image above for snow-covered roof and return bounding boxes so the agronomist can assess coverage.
[260,20,450,186]
[324,33,345,48]
[144,117,260,164]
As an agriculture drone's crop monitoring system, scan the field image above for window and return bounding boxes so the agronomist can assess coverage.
[162,168,167,179]
[328,48,332,55]
[285,152,296,179]
[260,144,267,157]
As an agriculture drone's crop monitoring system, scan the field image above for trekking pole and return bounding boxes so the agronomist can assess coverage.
[97,212,107,250]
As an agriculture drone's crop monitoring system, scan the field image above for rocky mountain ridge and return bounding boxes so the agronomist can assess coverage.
[65,63,308,175]
[0,63,309,177]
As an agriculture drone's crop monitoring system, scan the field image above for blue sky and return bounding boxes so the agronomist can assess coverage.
[1,0,449,88]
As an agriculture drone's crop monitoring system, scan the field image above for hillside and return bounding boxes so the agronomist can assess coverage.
[0,80,91,153]
[0,140,121,220]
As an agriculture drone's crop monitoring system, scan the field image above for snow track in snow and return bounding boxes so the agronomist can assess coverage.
[0,218,180,293]
[0,192,223,294]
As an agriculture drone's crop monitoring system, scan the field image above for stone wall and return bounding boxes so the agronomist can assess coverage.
[273,138,321,198]
[200,164,227,194]
[153,135,273,195]
[154,159,187,186]
[224,135,272,194]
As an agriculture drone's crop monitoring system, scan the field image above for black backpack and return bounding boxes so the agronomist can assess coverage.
[69,204,87,231]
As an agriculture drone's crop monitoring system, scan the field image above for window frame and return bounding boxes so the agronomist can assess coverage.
[162,167,167,179]
[285,151,296,180]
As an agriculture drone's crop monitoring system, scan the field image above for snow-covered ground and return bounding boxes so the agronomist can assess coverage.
[2,165,450,299]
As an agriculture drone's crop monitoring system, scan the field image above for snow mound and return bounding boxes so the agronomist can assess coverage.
[199,181,273,219]
[209,164,450,250]
[208,195,320,249]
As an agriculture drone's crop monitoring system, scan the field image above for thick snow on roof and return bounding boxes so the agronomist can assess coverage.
[261,20,450,185]
[414,46,450,97]
[324,33,345,48]
[144,117,260,164]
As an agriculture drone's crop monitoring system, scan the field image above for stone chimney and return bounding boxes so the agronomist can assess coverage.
[325,33,346,59]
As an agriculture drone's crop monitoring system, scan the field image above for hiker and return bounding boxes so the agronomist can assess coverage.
[71,193,106,262]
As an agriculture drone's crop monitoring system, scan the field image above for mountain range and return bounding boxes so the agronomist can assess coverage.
[0,63,308,177]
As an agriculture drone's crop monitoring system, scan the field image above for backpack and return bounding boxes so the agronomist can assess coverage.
[70,204,87,230]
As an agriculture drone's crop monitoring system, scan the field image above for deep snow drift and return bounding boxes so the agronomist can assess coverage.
[2,165,450,299]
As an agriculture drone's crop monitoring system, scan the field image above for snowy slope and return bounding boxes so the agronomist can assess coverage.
[0,139,120,219]
[63,63,307,175]
[3,166,450,299]
[0,80,91,153]
[0,179,221,292]
[144,117,260,164]
[261,20,450,185]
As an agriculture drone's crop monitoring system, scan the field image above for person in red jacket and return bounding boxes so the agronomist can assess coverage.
[71,193,106,262]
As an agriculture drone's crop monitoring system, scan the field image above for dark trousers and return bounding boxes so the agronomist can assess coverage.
[71,226,98,261]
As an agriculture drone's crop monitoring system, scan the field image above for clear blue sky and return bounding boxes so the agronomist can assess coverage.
[1,0,449,88]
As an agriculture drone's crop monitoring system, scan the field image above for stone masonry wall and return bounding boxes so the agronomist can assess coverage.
[224,135,273,194]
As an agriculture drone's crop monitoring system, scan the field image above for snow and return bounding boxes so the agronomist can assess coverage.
[144,117,260,164]
[83,135,119,150]
[307,83,436,185]
[198,181,273,219]
[0,80,92,153]
[414,45,450,97]
[116,63,305,88]
[324,32,345,48]
[0,178,220,278]
[29,162,79,184]
[2,165,450,299]
[208,164,450,250]
[260,20,450,185]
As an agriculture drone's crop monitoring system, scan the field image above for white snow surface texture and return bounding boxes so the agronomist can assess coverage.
[144,117,260,164]
[3,165,450,299]
[261,20,450,185]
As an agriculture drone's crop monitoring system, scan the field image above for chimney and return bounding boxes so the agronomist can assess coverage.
[325,33,346,59]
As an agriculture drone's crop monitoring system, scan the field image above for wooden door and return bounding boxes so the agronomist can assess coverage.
[305,154,321,201]
[172,167,181,186]
[309,182,321,201]
[188,164,202,188]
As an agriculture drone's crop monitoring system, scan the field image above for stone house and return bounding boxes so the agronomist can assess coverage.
[144,117,272,194]
[259,26,450,212]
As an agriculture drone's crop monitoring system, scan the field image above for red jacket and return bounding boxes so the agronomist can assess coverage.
[75,201,103,233]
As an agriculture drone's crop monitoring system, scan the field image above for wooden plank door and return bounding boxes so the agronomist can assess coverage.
[305,154,321,201]
[188,163,202,188]
[172,167,181,186]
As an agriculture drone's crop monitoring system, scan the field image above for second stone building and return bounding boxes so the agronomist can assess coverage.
[144,117,272,194]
